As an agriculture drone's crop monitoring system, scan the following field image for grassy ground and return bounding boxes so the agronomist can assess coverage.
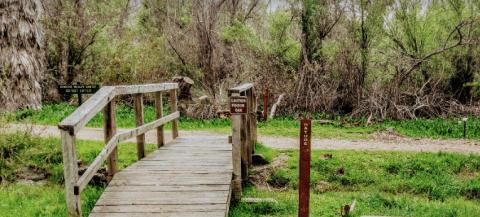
[6,103,480,140]
[0,125,158,216]
[2,121,480,216]
[228,142,480,216]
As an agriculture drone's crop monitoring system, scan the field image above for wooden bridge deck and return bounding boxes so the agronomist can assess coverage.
[89,136,233,217]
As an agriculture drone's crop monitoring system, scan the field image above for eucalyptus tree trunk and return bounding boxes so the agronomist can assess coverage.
[0,0,45,111]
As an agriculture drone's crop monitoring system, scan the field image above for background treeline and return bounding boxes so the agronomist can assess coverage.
[39,0,480,119]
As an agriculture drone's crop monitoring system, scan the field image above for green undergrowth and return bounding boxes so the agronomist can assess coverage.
[229,189,480,217]
[230,143,480,216]
[5,103,480,140]
[0,126,157,216]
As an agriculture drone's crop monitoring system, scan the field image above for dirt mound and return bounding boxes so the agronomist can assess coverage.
[15,165,49,185]
[248,154,290,191]
[77,160,108,187]
[373,127,405,140]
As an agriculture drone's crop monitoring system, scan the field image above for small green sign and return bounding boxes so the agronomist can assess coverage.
[57,82,100,105]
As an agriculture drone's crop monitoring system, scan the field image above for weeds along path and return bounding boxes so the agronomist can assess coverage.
[7,124,480,154]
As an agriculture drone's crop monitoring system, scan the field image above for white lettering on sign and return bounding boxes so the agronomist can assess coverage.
[303,123,310,145]
[231,99,247,103]
[231,104,245,107]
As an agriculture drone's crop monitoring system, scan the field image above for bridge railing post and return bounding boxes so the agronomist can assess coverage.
[229,83,256,201]
[247,88,255,166]
[240,91,248,182]
[231,92,242,200]
[61,130,81,217]
[104,97,118,183]
[134,93,146,160]
[156,92,164,148]
[170,88,179,139]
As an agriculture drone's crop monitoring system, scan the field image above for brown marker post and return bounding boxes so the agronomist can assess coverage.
[299,119,311,217]
[264,87,268,123]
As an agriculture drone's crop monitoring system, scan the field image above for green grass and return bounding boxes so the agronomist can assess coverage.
[0,125,158,216]
[229,142,480,216]
[7,103,480,140]
[2,120,480,216]
[385,117,480,139]
[229,189,480,217]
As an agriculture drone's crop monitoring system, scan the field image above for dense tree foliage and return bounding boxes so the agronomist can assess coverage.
[37,0,480,119]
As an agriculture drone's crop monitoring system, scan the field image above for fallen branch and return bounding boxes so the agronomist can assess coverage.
[269,94,284,119]
[241,198,278,204]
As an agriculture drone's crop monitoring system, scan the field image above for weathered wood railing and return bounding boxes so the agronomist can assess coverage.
[228,83,257,200]
[58,83,179,217]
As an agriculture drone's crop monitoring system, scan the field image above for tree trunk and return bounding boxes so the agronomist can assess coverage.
[172,75,194,101]
[0,0,45,111]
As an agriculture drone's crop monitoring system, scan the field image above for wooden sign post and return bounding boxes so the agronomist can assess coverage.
[58,81,100,106]
[299,119,311,217]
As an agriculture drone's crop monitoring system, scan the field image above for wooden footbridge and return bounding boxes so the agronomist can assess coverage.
[58,83,257,217]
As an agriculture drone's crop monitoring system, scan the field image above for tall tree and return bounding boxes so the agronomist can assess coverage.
[42,0,125,97]
[385,0,477,118]
[194,0,227,99]
[352,0,385,103]
[295,0,344,112]
[0,0,45,111]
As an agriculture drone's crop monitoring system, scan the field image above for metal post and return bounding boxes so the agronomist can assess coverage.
[77,81,82,106]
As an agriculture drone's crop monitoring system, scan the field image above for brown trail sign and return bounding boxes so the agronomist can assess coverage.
[299,119,311,217]
[230,96,248,115]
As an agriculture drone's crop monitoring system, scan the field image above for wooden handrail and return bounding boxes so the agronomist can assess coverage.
[59,83,179,217]
[59,83,178,135]
[228,84,257,201]
[74,112,180,194]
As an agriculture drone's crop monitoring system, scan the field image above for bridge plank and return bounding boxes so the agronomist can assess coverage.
[92,204,226,212]
[104,185,230,192]
[90,136,232,217]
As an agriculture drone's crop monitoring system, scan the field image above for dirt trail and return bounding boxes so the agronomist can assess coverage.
[7,124,480,154]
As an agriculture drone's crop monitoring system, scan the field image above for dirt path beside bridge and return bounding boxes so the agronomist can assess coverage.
[7,124,480,154]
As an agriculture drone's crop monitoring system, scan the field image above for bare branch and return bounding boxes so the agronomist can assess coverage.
[167,39,187,66]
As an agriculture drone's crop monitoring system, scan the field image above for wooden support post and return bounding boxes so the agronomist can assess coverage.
[252,90,257,148]
[250,89,255,155]
[231,92,242,200]
[155,92,164,148]
[134,93,146,160]
[170,89,179,139]
[246,89,253,167]
[61,130,81,217]
[240,91,248,182]
[103,98,118,183]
